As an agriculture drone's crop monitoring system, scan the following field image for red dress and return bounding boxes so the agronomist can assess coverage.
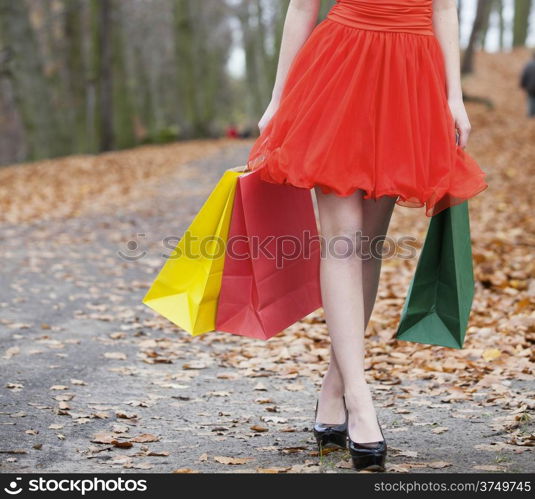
[246,0,488,217]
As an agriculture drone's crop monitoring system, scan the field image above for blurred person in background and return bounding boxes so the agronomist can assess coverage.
[520,51,535,117]
[225,124,240,138]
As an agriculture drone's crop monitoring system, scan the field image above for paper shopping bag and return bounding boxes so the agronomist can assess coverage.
[215,169,322,340]
[395,201,475,349]
[142,169,243,336]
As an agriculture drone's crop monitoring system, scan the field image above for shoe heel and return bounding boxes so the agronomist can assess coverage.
[348,417,387,472]
[351,450,386,472]
[313,398,348,453]
[314,429,347,451]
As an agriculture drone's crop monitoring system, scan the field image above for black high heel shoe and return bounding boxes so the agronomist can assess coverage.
[348,416,387,472]
[313,397,348,453]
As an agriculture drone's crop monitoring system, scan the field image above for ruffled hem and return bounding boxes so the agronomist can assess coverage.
[248,147,488,217]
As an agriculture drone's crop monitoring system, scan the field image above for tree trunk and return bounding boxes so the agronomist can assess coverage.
[196,2,230,136]
[512,0,533,47]
[461,0,492,75]
[173,0,202,137]
[481,1,492,48]
[0,0,66,160]
[91,0,114,151]
[496,0,505,51]
[271,0,288,77]
[111,0,135,149]
[255,0,272,105]
[132,48,155,142]
[64,0,89,153]
[240,1,265,119]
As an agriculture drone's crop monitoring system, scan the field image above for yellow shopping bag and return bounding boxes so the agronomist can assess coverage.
[142,168,244,335]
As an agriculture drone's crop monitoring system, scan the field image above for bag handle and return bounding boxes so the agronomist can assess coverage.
[228,164,251,173]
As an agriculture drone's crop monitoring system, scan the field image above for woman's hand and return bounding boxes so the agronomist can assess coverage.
[448,97,471,149]
[258,98,280,134]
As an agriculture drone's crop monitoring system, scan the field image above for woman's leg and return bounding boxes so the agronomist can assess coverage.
[314,187,396,442]
[315,193,397,424]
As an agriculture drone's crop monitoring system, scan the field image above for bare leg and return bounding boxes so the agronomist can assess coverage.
[314,187,396,442]
[318,193,398,423]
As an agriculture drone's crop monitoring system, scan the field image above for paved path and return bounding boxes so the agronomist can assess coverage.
[1,143,533,473]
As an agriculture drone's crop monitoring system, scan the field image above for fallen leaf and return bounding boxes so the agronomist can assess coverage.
[283,383,304,392]
[182,361,207,370]
[116,411,137,419]
[92,412,109,419]
[130,433,160,443]
[70,379,87,386]
[91,432,118,444]
[104,352,127,360]
[255,398,272,404]
[5,383,24,391]
[4,346,20,359]
[124,461,153,469]
[250,425,269,433]
[474,443,507,452]
[396,450,418,458]
[387,464,412,473]
[473,465,506,471]
[256,466,291,473]
[112,424,130,433]
[261,416,287,424]
[482,349,501,361]
[112,440,133,449]
[425,461,452,469]
[213,456,254,465]
[216,372,238,380]
[281,447,307,454]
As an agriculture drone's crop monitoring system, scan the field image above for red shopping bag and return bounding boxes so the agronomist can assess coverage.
[215,169,322,340]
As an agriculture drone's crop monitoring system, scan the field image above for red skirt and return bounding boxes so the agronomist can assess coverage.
[246,7,488,217]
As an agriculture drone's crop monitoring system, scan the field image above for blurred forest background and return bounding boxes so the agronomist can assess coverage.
[0,1,534,473]
[0,0,534,166]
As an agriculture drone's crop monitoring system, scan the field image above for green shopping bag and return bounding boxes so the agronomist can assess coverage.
[395,201,475,349]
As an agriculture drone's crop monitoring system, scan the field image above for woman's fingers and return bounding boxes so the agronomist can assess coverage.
[449,98,471,149]
[456,118,471,149]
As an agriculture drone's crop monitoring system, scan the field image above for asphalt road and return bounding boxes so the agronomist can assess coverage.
[1,143,533,474]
